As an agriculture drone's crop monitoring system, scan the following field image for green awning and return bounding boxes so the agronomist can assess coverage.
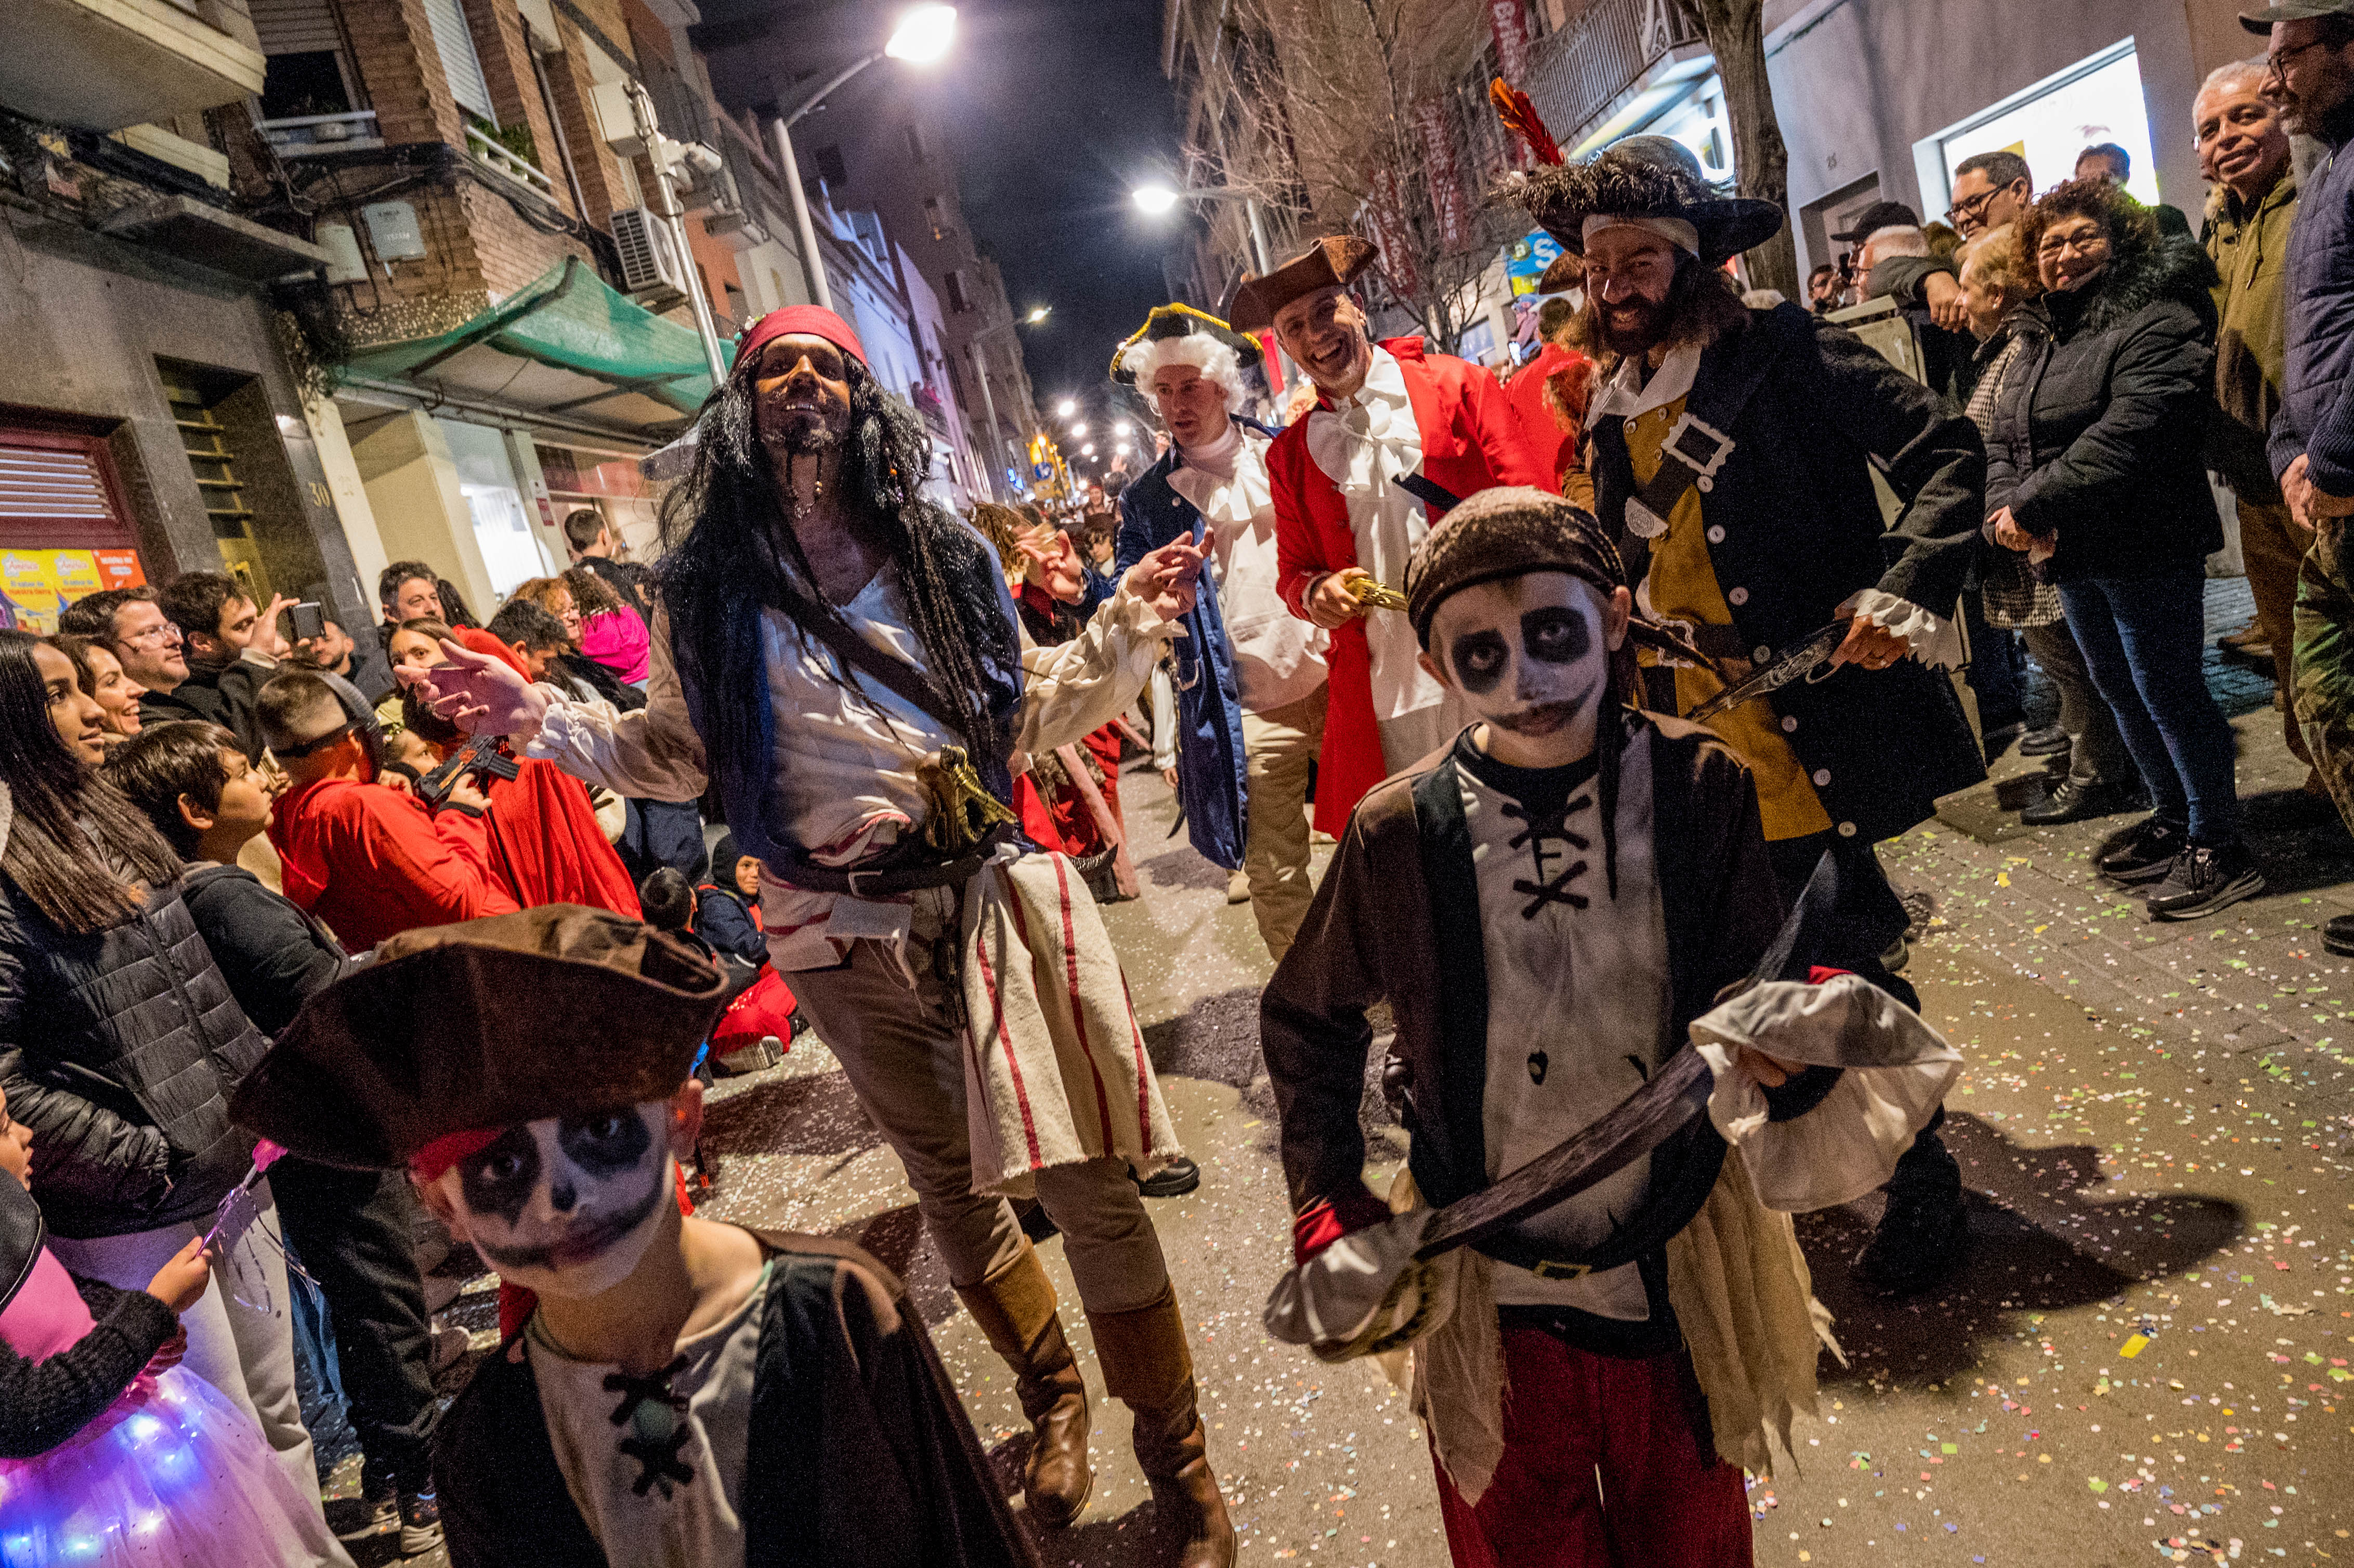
[339,256,733,424]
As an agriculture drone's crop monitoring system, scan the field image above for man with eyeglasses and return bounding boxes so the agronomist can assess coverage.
[2250,0,2354,953]
[59,585,189,702]
[1945,150,2036,240]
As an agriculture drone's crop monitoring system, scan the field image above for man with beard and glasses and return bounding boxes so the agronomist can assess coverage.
[229,906,1038,1568]
[401,307,1238,1565]
[1233,237,1552,841]
[1496,140,1987,1297]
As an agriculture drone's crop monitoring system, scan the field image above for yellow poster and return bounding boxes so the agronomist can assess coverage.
[0,548,145,635]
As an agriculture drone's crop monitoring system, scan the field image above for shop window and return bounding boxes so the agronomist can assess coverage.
[1919,40,2158,214]
[0,427,145,634]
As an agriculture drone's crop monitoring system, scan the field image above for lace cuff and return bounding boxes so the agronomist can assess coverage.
[1840,588,1965,670]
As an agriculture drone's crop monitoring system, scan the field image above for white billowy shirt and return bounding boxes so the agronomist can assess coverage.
[1304,347,1452,721]
[527,1261,771,1568]
[521,561,1175,971]
[1167,421,1328,714]
[1455,730,1672,1315]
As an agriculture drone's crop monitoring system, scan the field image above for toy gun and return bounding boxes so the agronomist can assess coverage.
[415,731,519,806]
[1344,575,1408,613]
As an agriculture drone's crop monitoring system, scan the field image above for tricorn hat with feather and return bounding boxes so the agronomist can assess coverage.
[1496,136,1785,269]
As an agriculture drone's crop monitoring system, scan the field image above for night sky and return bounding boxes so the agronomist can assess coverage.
[932,0,1188,426]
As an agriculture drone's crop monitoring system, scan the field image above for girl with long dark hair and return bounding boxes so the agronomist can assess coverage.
[0,629,338,1549]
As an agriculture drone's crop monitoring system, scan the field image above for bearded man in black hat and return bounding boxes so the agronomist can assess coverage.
[1496,140,1988,1296]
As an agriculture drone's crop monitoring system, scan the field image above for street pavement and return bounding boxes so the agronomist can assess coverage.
[333,580,2354,1566]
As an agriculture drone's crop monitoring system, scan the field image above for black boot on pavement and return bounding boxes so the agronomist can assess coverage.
[2326,914,2354,957]
[2096,816,2189,884]
[1133,1155,1202,1198]
[1851,1125,1967,1298]
[2144,842,2266,921]
[2020,778,2135,826]
[2017,722,2071,756]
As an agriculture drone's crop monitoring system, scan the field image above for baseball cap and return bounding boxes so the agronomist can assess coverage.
[2242,0,2354,32]
[1830,200,1924,243]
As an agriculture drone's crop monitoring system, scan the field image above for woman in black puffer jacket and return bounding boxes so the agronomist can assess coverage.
[1985,178,2254,920]
[0,630,333,1534]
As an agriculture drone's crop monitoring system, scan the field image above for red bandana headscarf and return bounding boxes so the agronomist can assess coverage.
[734,306,869,375]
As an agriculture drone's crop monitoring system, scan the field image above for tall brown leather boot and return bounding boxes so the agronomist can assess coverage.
[955,1241,1093,1528]
[1089,1283,1236,1568]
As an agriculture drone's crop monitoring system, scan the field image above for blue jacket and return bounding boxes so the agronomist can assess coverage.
[2271,102,2354,491]
[1113,424,1280,871]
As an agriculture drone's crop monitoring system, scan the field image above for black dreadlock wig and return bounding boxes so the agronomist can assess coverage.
[657,353,1019,794]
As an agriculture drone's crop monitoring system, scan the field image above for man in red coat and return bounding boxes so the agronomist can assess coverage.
[257,669,520,951]
[1235,236,1553,833]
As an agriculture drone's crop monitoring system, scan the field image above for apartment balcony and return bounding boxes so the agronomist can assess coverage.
[1523,0,1707,155]
[258,110,384,154]
[3,0,266,133]
[465,122,556,202]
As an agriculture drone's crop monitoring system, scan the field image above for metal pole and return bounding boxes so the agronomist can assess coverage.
[968,338,1009,500]
[634,85,727,384]
[770,116,833,312]
[1244,196,1274,276]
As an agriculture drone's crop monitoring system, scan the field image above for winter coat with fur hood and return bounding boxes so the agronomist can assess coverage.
[1983,236,2224,584]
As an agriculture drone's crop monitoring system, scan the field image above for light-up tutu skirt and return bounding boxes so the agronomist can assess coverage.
[0,1365,349,1567]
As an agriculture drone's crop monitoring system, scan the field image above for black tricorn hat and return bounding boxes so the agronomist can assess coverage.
[230,905,730,1170]
[1496,136,1785,268]
[1108,303,1266,386]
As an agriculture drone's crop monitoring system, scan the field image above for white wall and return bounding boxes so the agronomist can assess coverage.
[1764,0,2206,274]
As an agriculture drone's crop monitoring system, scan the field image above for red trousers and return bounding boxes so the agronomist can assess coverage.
[1433,1328,1752,1568]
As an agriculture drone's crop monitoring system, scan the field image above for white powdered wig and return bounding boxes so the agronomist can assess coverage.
[1119,331,1251,412]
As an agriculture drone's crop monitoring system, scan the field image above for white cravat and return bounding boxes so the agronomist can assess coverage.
[1302,348,1447,722]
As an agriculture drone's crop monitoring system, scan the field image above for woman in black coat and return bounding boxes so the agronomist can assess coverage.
[0,631,332,1532]
[1985,178,2254,919]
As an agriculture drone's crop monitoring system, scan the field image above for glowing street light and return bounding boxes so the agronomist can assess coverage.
[884,4,958,63]
[1069,421,1088,437]
[1132,183,1180,216]
[1023,305,1051,324]
[1081,443,1096,456]
[1115,442,1132,456]
[1113,420,1131,436]
[1056,398,1077,417]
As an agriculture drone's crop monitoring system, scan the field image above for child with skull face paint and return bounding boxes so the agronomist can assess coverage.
[229,905,1039,1568]
[1263,489,1866,1567]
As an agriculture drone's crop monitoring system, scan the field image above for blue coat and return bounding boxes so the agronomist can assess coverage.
[2271,101,2354,492]
[1113,426,1279,871]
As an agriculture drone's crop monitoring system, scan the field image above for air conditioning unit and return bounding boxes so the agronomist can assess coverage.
[611,207,688,307]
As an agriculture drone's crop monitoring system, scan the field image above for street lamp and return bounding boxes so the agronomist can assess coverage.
[1024,306,1051,324]
[1113,420,1131,436]
[884,4,957,62]
[1069,421,1088,437]
[1081,443,1096,456]
[1131,179,1274,277]
[772,6,959,312]
[1056,398,1077,416]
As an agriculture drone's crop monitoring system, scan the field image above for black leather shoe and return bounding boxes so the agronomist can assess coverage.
[2146,842,2266,920]
[1133,1155,1201,1198]
[2097,816,2189,884]
[2020,778,2135,826]
[2017,722,2071,755]
[2326,914,2354,957]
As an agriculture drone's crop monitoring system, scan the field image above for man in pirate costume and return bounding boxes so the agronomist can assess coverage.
[228,905,1039,1568]
[1494,141,1989,1295]
[402,307,1237,1564]
[1259,490,1960,1566]
[1232,237,1553,838]
[1111,303,1331,959]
